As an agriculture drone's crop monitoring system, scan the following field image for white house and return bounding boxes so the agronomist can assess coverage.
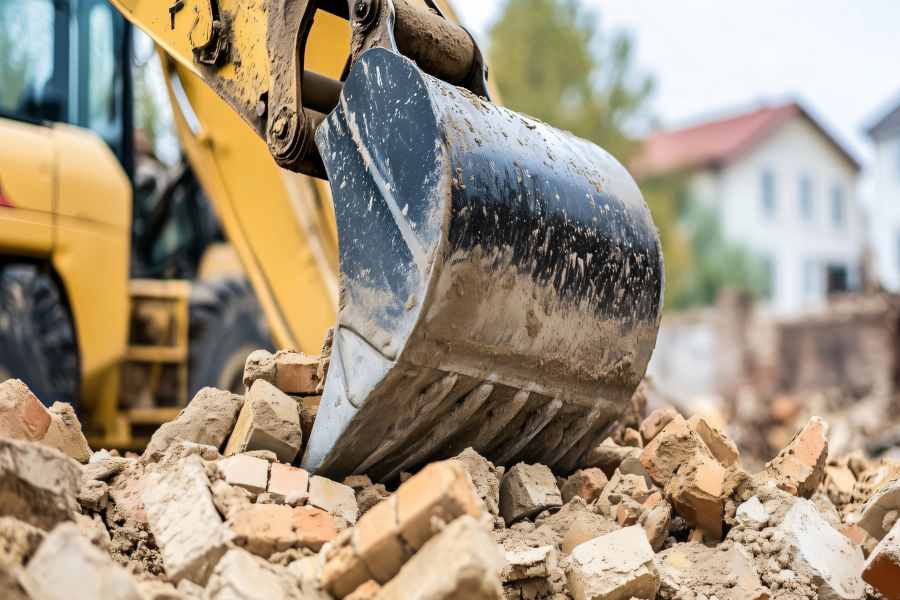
[634,102,864,317]
[866,102,900,291]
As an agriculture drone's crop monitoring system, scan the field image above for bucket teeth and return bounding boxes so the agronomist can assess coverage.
[302,47,663,481]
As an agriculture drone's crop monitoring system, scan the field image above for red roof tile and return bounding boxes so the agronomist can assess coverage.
[631,102,858,178]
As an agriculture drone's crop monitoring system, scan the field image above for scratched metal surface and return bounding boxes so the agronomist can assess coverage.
[303,48,663,480]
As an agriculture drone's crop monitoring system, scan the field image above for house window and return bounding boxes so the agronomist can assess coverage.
[761,170,776,217]
[803,259,817,298]
[826,264,848,294]
[799,175,813,221]
[831,185,845,229]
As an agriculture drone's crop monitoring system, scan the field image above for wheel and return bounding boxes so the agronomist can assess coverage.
[0,264,80,410]
[187,277,274,397]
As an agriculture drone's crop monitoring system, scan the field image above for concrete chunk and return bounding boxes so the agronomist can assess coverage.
[455,448,505,528]
[0,379,51,442]
[861,520,900,600]
[858,478,900,541]
[143,454,232,584]
[581,438,641,479]
[223,380,303,464]
[560,513,620,555]
[503,545,557,582]
[0,438,81,531]
[778,498,865,599]
[500,462,563,524]
[221,453,269,494]
[309,475,359,524]
[205,548,303,600]
[20,522,140,600]
[41,402,92,463]
[566,525,660,600]
[735,495,769,528]
[372,515,503,600]
[143,387,244,463]
[655,541,765,600]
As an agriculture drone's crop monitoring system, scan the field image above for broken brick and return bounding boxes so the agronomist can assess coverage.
[221,453,269,495]
[560,468,608,504]
[686,415,740,468]
[0,379,51,442]
[230,504,297,559]
[267,463,308,501]
[640,414,716,488]
[309,475,359,525]
[861,520,900,600]
[223,380,303,464]
[761,416,828,499]
[581,438,641,479]
[292,504,336,551]
[639,405,678,446]
[499,462,562,524]
[566,525,660,600]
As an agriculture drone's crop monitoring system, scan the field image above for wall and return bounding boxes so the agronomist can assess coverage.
[868,134,900,291]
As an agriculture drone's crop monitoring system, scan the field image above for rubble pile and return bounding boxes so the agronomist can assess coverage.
[1,349,899,600]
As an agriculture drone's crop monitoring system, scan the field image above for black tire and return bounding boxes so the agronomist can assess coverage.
[0,264,80,410]
[188,277,274,397]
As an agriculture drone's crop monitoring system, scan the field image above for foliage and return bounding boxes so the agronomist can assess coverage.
[670,194,771,310]
[488,0,652,162]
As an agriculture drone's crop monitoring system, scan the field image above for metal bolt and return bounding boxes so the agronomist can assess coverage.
[256,101,266,117]
[353,0,377,25]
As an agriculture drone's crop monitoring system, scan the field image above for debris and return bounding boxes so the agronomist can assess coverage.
[560,513,620,555]
[825,464,857,506]
[268,462,309,501]
[243,349,320,395]
[861,520,900,600]
[640,405,678,446]
[613,377,649,444]
[581,438,641,479]
[502,545,557,581]
[640,414,715,488]
[0,437,81,531]
[230,504,296,558]
[19,522,140,600]
[566,525,660,600]
[760,416,828,499]
[223,380,303,464]
[371,515,504,600]
[143,454,231,585]
[560,468,608,504]
[456,447,506,528]
[204,548,303,600]
[735,495,769,528]
[622,428,644,448]
[78,479,109,511]
[143,387,243,463]
[667,454,741,539]
[857,478,899,541]
[596,469,653,518]
[686,415,740,468]
[777,498,866,599]
[309,475,359,524]
[639,499,671,552]
[221,453,269,494]
[0,379,51,442]
[293,504,337,551]
[655,541,766,600]
[500,462,563,524]
[346,580,382,600]
[42,401,92,463]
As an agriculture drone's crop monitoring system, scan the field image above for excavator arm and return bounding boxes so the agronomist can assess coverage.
[109,0,488,175]
[110,0,665,480]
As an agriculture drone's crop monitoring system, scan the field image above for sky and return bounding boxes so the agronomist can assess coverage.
[450,0,900,165]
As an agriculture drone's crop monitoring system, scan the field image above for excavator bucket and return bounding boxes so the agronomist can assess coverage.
[302,48,663,480]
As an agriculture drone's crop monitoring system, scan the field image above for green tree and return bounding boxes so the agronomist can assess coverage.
[488,0,652,161]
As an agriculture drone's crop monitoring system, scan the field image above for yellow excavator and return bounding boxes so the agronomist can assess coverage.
[0,0,663,479]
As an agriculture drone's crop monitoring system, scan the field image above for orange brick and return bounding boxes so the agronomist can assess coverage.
[396,460,483,550]
[275,354,320,395]
[762,417,828,499]
[862,522,900,600]
[0,379,51,442]
[622,428,643,448]
[356,495,412,583]
[268,463,308,500]
[640,405,678,445]
[230,504,296,559]
[669,457,727,539]
[640,414,714,488]
[837,524,868,546]
[561,468,608,503]
[292,504,336,551]
[686,416,740,468]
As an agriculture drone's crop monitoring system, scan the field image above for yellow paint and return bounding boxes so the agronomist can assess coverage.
[0,120,54,256]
